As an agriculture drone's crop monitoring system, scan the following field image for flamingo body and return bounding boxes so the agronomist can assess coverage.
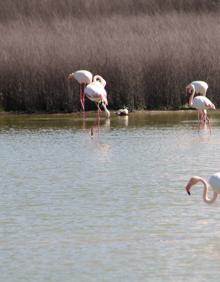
[209,173,220,193]
[85,82,108,104]
[186,81,208,96]
[72,70,93,84]
[192,96,215,110]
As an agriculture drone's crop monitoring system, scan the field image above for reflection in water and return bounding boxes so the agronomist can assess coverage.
[117,115,129,127]
[89,116,111,138]
[1,111,220,282]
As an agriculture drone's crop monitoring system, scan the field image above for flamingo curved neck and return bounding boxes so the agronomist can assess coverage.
[189,87,195,107]
[102,103,110,118]
[199,178,218,204]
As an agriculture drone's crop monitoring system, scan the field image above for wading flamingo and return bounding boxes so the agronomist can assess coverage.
[186,81,208,121]
[185,173,220,204]
[68,70,93,111]
[188,84,215,123]
[84,79,110,118]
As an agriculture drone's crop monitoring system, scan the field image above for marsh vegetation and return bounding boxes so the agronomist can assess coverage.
[0,0,219,112]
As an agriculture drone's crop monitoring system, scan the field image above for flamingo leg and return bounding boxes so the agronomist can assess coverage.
[96,102,102,113]
[80,84,85,111]
[198,110,202,123]
[206,115,212,135]
[197,110,204,133]
[96,110,100,135]
[82,83,86,110]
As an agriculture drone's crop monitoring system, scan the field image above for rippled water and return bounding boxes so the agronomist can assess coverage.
[1,111,220,282]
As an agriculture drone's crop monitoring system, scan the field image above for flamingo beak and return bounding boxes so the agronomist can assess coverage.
[185,184,191,195]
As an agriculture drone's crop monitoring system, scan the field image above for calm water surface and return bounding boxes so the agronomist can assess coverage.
[1,111,220,282]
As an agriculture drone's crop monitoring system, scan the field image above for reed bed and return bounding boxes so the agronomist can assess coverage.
[0,1,219,112]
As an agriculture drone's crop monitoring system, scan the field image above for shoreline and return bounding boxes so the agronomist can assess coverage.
[0,109,219,119]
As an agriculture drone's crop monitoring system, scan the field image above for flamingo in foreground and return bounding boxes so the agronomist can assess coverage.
[84,79,110,118]
[68,70,93,111]
[188,84,215,123]
[186,81,209,121]
[185,173,220,204]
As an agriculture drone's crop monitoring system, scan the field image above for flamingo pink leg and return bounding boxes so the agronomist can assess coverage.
[96,103,102,113]
[80,84,85,111]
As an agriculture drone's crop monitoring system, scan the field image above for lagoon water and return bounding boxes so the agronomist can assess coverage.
[1,111,220,282]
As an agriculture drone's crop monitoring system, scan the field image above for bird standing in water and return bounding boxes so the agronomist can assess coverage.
[188,84,215,124]
[84,78,110,118]
[68,70,93,111]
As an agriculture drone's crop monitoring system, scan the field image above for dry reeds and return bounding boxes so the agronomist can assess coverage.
[0,0,219,112]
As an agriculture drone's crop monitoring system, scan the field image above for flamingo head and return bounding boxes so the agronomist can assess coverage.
[68,73,74,80]
[185,176,200,195]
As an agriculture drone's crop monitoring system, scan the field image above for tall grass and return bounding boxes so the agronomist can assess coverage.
[0,1,219,112]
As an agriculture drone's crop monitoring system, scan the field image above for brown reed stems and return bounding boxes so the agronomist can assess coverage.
[0,1,219,112]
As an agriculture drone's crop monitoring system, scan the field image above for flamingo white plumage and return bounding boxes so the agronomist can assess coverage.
[68,70,93,111]
[85,79,110,118]
[188,84,215,123]
[186,81,208,97]
[185,173,220,204]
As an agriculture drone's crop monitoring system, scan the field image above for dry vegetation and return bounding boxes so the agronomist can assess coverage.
[0,0,219,112]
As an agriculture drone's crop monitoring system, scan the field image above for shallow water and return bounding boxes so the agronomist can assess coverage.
[1,111,220,282]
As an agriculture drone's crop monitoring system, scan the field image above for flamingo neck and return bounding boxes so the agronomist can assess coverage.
[102,103,110,118]
[189,86,195,107]
[198,178,218,204]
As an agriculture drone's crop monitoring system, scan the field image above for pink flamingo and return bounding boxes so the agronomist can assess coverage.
[185,173,220,204]
[186,81,209,122]
[68,70,93,111]
[188,84,215,124]
[84,79,110,118]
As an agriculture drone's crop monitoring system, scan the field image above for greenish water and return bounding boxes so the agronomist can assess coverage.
[1,111,220,282]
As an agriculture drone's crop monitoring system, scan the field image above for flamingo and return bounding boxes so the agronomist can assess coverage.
[68,70,93,111]
[186,81,208,121]
[84,79,110,118]
[188,84,215,123]
[186,81,208,97]
[185,173,220,204]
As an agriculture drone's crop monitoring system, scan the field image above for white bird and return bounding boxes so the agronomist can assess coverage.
[68,70,93,111]
[85,80,110,118]
[116,107,129,116]
[185,173,220,204]
[186,81,208,97]
[188,84,215,123]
